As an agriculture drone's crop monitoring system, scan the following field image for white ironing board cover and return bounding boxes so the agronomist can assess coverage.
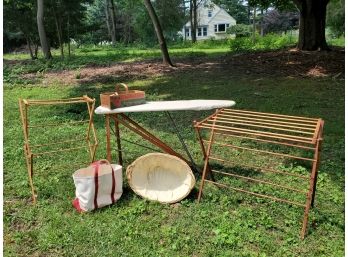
[95,100,235,114]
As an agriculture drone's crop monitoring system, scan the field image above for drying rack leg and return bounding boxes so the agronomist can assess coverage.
[26,153,36,204]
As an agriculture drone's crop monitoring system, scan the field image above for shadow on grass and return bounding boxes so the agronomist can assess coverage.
[64,54,344,188]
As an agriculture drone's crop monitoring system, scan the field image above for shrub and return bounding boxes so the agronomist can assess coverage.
[227,24,253,38]
[230,33,295,53]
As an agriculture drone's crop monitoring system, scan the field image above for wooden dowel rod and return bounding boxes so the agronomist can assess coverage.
[220,111,318,125]
[33,145,88,156]
[207,119,314,135]
[201,123,314,142]
[30,138,86,148]
[205,140,315,162]
[222,109,319,122]
[214,132,316,150]
[198,125,314,144]
[215,114,317,130]
[205,180,306,207]
[209,156,309,179]
[28,120,89,128]
[211,169,307,194]
[26,97,84,102]
[27,100,88,105]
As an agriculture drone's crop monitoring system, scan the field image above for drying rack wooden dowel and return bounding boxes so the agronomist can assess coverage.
[195,108,324,239]
[213,132,316,150]
[204,140,316,162]
[211,169,307,193]
[209,156,309,179]
[28,120,89,128]
[19,96,98,203]
[215,114,318,129]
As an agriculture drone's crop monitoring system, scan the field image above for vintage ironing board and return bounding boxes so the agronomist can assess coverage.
[95,100,236,172]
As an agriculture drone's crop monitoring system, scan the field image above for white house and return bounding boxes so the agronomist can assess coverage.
[182,2,236,40]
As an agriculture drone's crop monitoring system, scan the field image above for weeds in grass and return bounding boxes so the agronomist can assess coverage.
[3,44,344,257]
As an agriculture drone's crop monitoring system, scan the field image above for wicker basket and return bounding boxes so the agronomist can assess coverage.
[100,83,145,109]
[126,153,196,204]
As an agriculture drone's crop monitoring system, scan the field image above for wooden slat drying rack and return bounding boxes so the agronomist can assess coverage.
[194,108,324,239]
[18,96,98,203]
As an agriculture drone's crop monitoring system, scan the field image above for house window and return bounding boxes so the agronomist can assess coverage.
[215,23,229,33]
[197,27,208,37]
[208,10,212,17]
[203,27,207,36]
[185,28,190,37]
[197,27,202,37]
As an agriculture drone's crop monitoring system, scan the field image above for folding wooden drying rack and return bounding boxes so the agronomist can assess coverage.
[194,108,324,239]
[19,96,98,203]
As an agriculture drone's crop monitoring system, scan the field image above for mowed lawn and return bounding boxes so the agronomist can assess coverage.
[3,47,344,257]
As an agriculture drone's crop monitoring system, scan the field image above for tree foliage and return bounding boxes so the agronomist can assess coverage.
[326,0,344,37]
[213,0,249,24]
[263,9,298,34]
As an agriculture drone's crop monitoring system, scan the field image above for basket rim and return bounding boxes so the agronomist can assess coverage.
[126,152,196,204]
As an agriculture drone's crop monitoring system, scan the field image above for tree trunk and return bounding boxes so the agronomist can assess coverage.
[252,7,256,43]
[247,4,251,25]
[294,0,329,50]
[67,14,71,57]
[109,0,117,45]
[53,7,64,58]
[143,0,174,67]
[105,0,112,40]
[34,43,39,58]
[37,0,52,59]
[26,37,35,60]
[190,0,197,43]
[260,9,264,37]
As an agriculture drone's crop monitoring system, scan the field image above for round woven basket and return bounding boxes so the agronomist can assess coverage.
[126,153,196,204]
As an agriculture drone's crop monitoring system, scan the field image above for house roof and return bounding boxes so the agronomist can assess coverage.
[183,2,236,28]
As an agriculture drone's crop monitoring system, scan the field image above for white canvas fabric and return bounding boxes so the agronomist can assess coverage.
[72,160,122,212]
[127,153,196,204]
[95,100,236,114]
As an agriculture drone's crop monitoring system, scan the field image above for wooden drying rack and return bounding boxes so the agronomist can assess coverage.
[18,96,98,203]
[194,108,324,239]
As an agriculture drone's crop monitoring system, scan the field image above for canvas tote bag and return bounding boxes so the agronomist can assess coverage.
[72,159,122,212]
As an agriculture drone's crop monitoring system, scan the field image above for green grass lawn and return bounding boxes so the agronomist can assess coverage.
[3,46,344,257]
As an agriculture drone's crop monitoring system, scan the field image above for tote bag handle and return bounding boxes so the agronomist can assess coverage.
[90,160,116,209]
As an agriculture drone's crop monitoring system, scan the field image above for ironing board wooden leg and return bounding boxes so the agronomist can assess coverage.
[114,114,123,166]
[105,114,112,162]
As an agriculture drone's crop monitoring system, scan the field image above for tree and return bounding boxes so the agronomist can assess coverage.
[4,0,40,59]
[109,0,117,44]
[153,0,185,41]
[213,0,249,24]
[326,0,344,37]
[190,0,198,42]
[250,0,330,50]
[143,0,174,66]
[37,0,52,59]
[294,0,330,50]
[263,9,298,34]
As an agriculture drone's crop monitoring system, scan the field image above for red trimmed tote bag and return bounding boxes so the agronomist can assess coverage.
[72,160,122,212]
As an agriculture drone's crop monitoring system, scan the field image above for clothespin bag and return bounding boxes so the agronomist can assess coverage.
[72,160,122,212]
